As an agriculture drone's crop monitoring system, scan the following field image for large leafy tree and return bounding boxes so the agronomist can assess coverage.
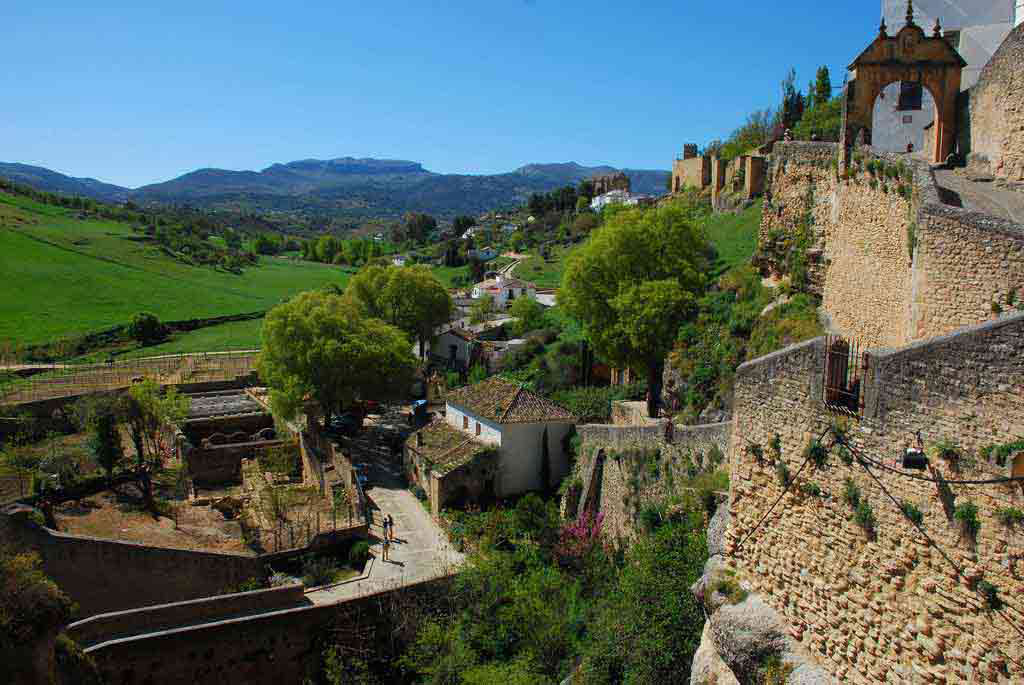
[259,291,417,422]
[344,265,453,358]
[561,204,709,417]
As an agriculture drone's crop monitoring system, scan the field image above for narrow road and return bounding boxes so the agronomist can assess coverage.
[305,449,463,604]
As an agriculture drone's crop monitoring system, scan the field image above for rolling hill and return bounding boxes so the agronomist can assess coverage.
[0,158,669,220]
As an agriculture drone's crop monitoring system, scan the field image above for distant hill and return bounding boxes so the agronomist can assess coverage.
[0,163,130,204]
[0,157,669,220]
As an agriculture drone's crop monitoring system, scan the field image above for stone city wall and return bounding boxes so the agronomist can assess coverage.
[968,23,1024,182]
[760,141,1024,349]
[185,439,286,487]
[570,421,731,539]
[725,313,1024,683]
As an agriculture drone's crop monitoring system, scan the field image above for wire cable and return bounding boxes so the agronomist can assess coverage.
[842,439,1024,486]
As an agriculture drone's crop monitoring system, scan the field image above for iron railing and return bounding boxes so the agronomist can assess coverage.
[822,335,868,416]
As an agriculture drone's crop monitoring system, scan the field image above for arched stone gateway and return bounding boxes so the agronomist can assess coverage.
[841,2,966,165]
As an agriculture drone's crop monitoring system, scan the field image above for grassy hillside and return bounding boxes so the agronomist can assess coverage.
[515,244,578,289]
[0,192,348,350]
[703,200,761,276]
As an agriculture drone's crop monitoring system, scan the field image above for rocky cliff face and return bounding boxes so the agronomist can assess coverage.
[689,503,834,685]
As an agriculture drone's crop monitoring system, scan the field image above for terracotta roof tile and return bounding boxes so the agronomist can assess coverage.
[446,377,575,424]
[405,420,494,475]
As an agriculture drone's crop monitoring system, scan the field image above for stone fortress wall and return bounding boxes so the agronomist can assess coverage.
[671,144,767,207]
[723,312,1024,683]
[567,420,732,540]
[968,23,1024,182]
[759,141,1024,349]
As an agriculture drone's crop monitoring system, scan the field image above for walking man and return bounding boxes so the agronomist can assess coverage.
[387,513,395,541]
[382,535,390,562]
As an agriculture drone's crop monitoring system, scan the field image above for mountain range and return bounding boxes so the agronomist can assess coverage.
[0,158,670,220]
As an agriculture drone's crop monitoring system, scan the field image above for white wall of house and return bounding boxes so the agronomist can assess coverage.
[445,404,503,446]
[428,331,473,365]
[496,422,575,495]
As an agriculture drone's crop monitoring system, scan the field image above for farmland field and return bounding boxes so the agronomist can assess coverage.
[0,192,349,348]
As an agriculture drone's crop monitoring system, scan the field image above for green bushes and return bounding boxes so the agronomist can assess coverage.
[713,576,749,605]
[550,383,645,423]
[775,461,791,488]
[349,541,370,567]
[854,501,876,536]
[955,502,981,539]
[842,478,861,507]
[804,439,828,468]
[978,580,1003,610]
[900,501,924,526]
[996,507,1024,527]
[127,311,166,345]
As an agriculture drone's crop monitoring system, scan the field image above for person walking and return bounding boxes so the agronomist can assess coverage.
[387,514,395,541]
[382,535,390,562]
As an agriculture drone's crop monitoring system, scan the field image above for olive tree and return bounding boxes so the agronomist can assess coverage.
[560,204,709,417]
[259,291,417,422]
[344,265,453,358]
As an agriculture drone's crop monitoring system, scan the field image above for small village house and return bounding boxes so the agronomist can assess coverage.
[470,274,537,309]
[404,377,576,514]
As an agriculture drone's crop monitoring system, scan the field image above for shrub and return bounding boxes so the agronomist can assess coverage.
[801,482,822,497]
[349,541,370,567]
[955,502,981,539]
[996,507,1024,527]
[979,439,1024,466]
[1007,287,1018,308]
[991,300,1003,316]
[412,485,427,501]
[932,438,961,464]
[837,444,854,466]
[842,478,861,508]
[638,505,663,534]
[854,500,876,535]
[713,576,749,604]
[900,500,924,526]
[301,554,338,587]
[127,311,165,345]
[804,439,828,468]
[768,434,782,461]
[775,461,791,488]
[756,653,795,685]
[978,580,1003,610]
[745,442,764,462]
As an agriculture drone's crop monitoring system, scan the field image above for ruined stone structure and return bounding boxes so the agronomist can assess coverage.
[590,171,630,195]
[968,23,1024,182]
[567,421,732,539]
[671,146,766,207]
[724,313,1024,683]
[760,141,1024,349]
[841,5,966,165]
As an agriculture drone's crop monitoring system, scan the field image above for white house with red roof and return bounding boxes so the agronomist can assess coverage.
[470,274,537,309]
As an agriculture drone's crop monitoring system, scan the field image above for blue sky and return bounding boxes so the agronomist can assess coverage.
[2,2,882,188]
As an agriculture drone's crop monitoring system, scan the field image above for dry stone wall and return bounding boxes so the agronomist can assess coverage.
[571,421,731,539]
[725,313,1024,684]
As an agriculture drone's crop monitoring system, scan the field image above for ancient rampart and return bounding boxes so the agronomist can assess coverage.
[968,23,1024,182]
[724,312,1024,683]
[569,421,731,539]
[760,141,1024,349]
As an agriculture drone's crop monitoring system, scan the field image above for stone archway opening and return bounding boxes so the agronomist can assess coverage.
[841,2,966,165]
[870,79,938,155]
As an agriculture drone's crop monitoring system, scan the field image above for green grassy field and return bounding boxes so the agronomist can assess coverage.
[431,256,514,288]
[514,245,577,289]
[0,192,349,349]
[702,200,762,276]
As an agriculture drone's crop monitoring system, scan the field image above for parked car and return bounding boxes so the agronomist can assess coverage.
[325,413,363,438]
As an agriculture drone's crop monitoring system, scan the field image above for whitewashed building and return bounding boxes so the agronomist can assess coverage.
[471,275,536,309]
[404,378,576,513]
[589,189,652,211]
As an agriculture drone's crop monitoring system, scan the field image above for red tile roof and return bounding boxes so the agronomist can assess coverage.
[446,377,575,424]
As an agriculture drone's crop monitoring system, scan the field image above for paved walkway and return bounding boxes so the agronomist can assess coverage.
[305,455,463,604]
[932,168,1024,224]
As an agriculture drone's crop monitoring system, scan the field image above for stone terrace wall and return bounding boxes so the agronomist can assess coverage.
[571,421,731,539]
[725,313,1024,683]
[83,577,450,685]
[0,515,262,617]
[761,141,1024,349]
[968,23,1024,182]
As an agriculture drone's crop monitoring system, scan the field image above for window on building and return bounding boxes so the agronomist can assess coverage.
[822,336,867,416]
[475,422,481,436]
[898,81,923,111]
[463,415,468,430]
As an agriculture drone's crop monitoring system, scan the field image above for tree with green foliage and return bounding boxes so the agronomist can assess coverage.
[404,212,437,243]
[453,215,476,236]
[470,295,496,325]
[561,204,709,417]
[259,291,417,422]
[717,108,775,160]
[344,265,453,358]
[127,311,165,345]
[779,67,805,132]
[77,396,124,479]
[508,297,547,336]
[813,66,832,109]
[1,547,75,685]
[122,379,188,469]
